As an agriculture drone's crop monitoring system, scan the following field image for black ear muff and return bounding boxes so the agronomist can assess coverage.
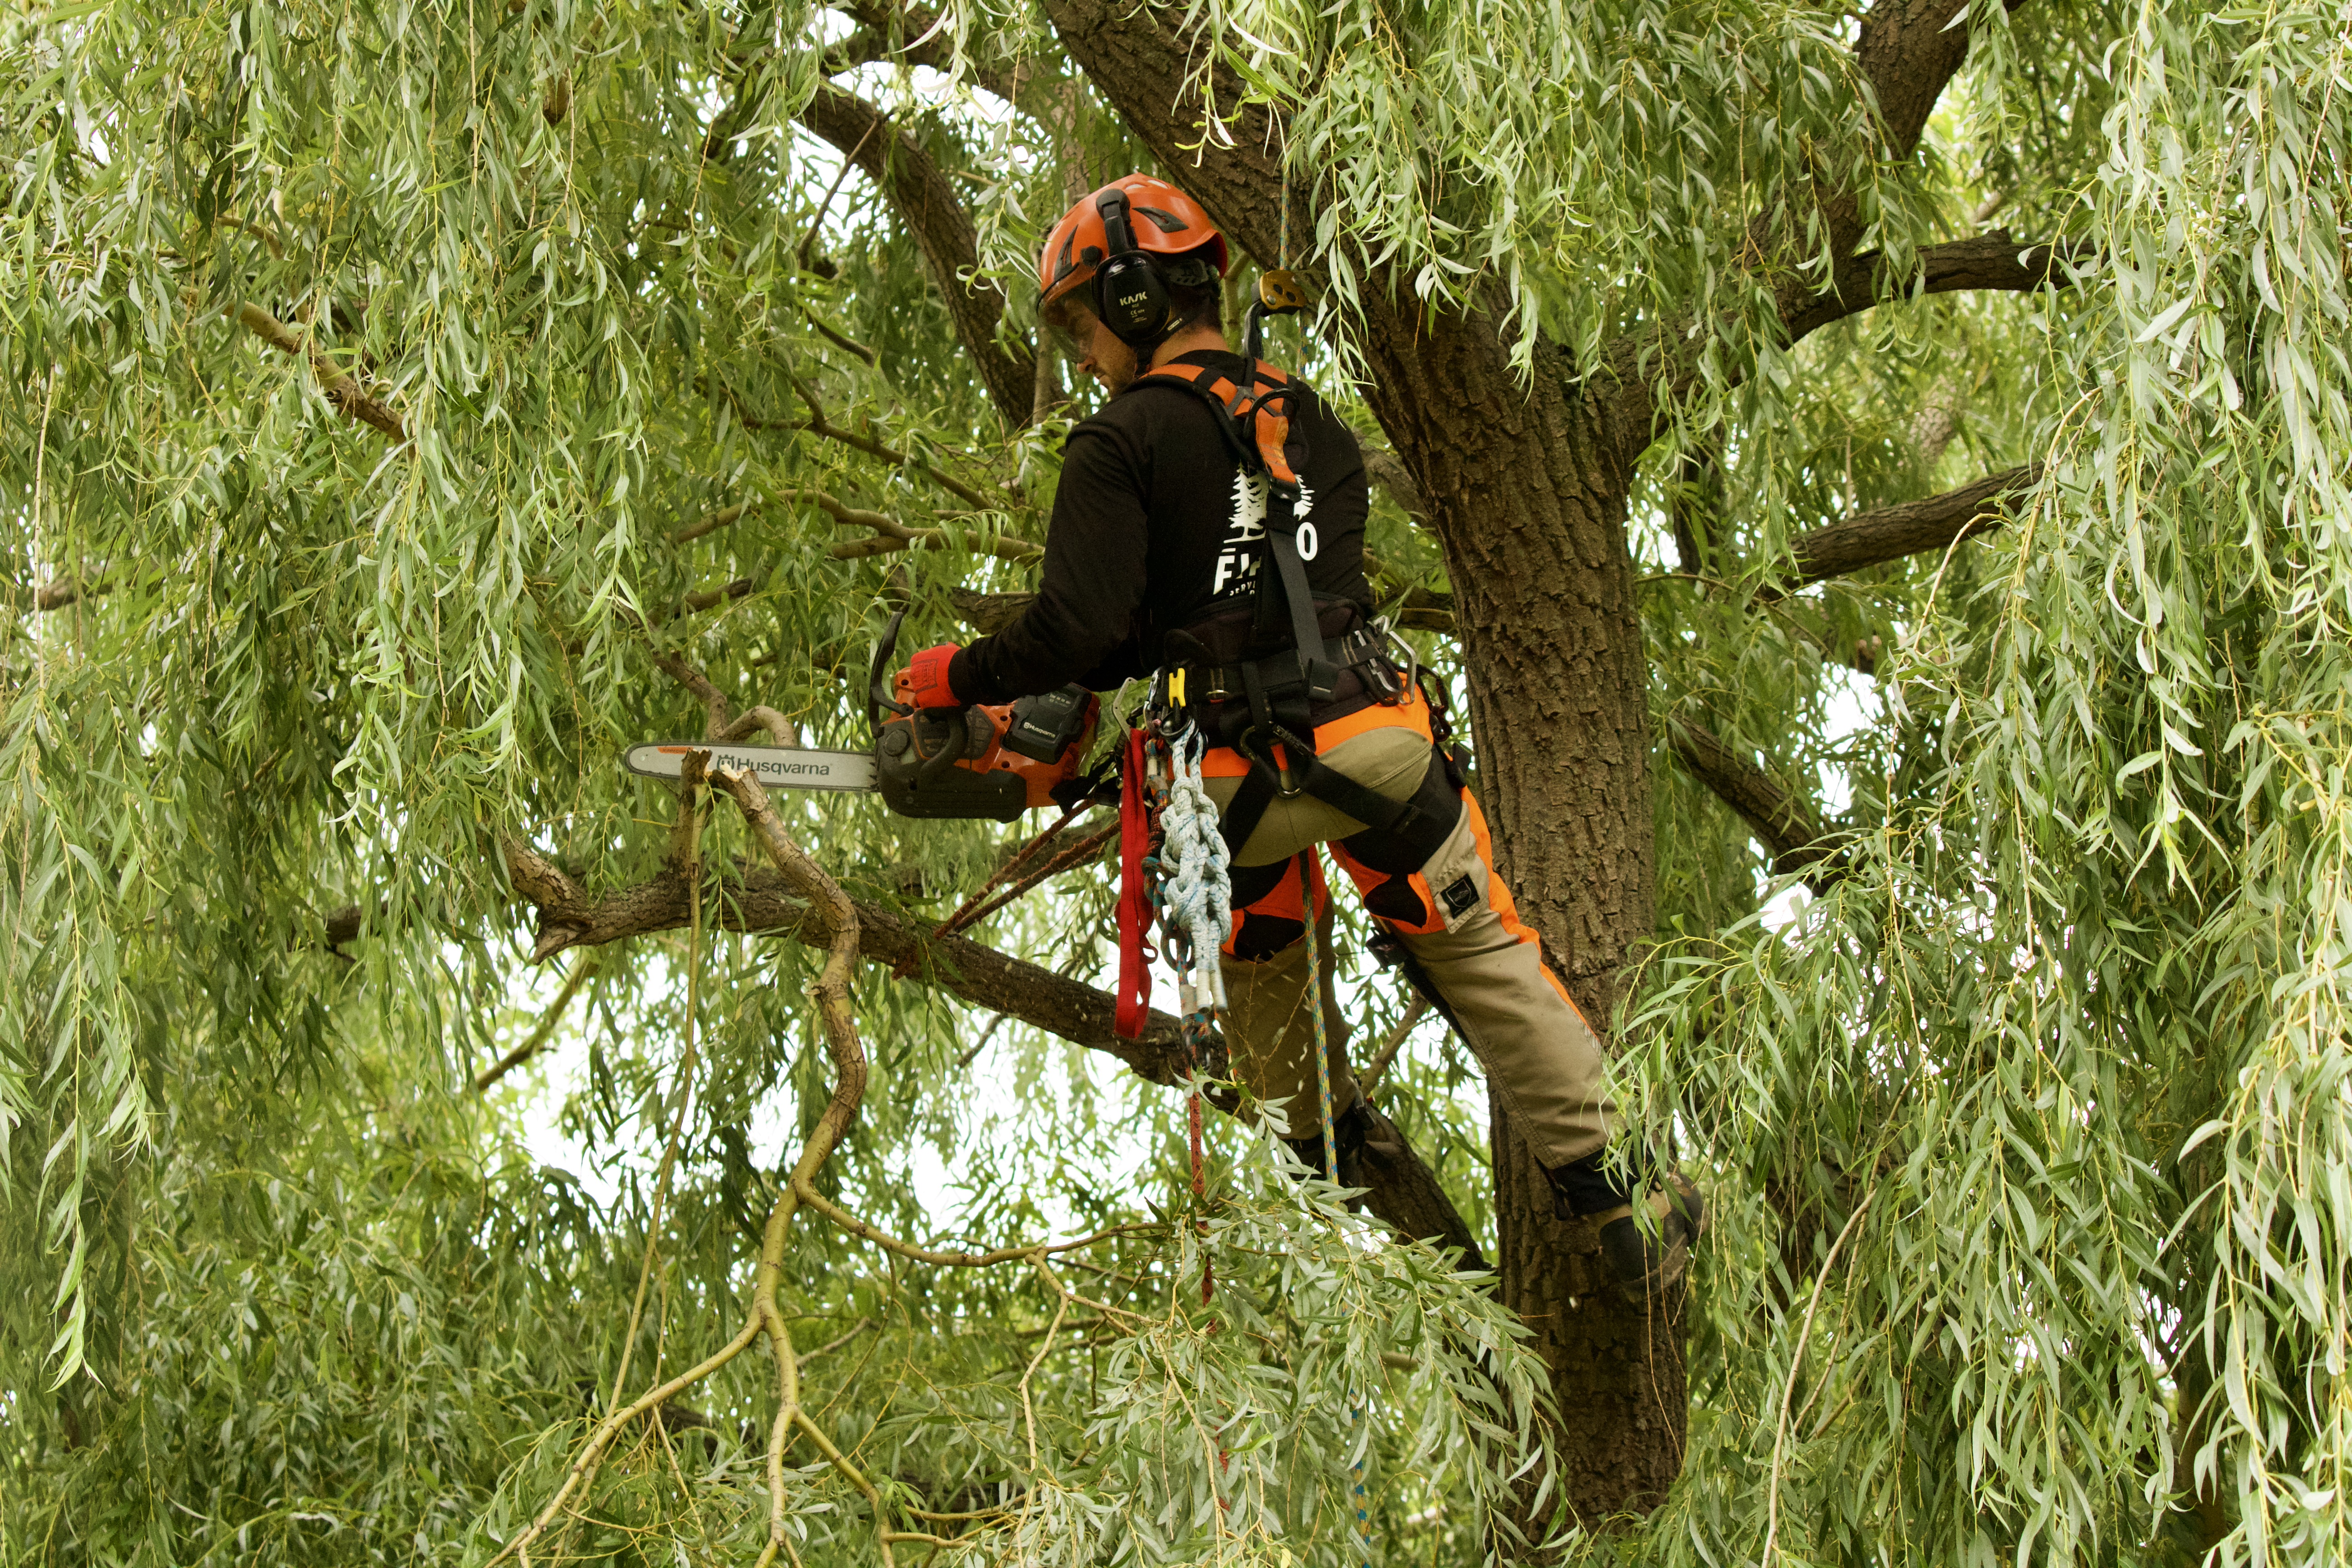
[1092,188,1169,348]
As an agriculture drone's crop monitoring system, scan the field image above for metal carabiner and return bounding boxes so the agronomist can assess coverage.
[1377,615,1420,705]
[1236,725,1303,799]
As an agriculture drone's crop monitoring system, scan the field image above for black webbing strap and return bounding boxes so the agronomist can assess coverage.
[1262,501,1338,703]
[1219,741,1457,865]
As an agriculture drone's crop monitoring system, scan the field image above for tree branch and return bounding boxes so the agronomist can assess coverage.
[795,85,1037,425]
[1666,717,1839,888]
[1607,0,2057,450]
[1767,463,2041,593]
[826,0,1022,103]
[1782,235,2089,346]
[504,838,1199,1081]
[234,302,407,441]
[1362,447,1429,523]
[496,838,1486,1262]
[18,578,111,612]
[475,956,598,1092]
[651,649,799,747]
[675,502,756,545]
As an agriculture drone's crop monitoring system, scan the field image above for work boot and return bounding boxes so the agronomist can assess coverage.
[1546,1151,1707,1304]
[1280,1094,1392,1191]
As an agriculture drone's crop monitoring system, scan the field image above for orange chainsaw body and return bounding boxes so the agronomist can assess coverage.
[874,673,1099,821]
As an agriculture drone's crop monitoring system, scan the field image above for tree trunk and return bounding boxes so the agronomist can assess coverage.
[1355,297,1684,1517]
[1038,0,1684,1519]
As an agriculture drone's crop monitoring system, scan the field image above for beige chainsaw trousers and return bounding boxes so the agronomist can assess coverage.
[1202,699,1617,1168]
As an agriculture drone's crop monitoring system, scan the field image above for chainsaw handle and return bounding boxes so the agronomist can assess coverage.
[868,603,912,732]
[907,709,972,782]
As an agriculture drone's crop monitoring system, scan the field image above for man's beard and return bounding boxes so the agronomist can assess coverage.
[1097,338,1141,393]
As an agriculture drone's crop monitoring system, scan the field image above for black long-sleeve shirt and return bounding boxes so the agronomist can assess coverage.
[947,351,1372,704]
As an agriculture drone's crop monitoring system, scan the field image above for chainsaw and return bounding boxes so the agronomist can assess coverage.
[623,607,1101,823]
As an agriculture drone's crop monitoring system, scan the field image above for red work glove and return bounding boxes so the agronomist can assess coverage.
[900,642,965,710]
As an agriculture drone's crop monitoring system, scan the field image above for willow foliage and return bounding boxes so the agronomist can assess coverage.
[6,0,2352,1561]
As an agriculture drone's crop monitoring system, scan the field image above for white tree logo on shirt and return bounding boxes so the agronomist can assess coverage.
[1210,470,1316,598]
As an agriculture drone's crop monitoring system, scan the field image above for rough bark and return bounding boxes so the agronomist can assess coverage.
[1041,0,1680,1514]
[1771,463,2041,591]
[798,85,1038,426]
[1782,236,2088,347]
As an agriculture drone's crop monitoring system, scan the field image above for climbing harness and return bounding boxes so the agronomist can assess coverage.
[1132,355,1452,872]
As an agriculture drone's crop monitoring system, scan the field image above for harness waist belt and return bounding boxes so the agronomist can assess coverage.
[1183,627,1384,702]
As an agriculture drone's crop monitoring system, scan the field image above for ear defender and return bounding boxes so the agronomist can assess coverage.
[1091,187,1171,348]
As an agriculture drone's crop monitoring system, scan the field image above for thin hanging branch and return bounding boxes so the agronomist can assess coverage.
[718,378,1010,515]
[474,957,598,1092]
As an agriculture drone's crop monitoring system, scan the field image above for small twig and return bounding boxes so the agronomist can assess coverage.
[933,809,1109,942]
[791,1179,1164,1272]
[953,1014,1007,1070]
[790,486,1041,563]
[720,378,1003,514]
[906,1499,1024,1523]
[1355,996,1431,1102]
[1018,1260,1070,1469]
[1761,1190,1877,1568]
[474,957,598,1092]
[797,1316,875,1369]
[802,304,878,364]
[800,129,872,272]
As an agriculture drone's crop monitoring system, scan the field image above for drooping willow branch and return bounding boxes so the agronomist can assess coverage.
[490,760,1169,1568]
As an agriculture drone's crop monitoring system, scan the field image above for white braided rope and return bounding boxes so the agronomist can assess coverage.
[1158,726,1232,1014]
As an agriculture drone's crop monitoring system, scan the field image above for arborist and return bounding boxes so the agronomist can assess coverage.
[895,174,1701,1302]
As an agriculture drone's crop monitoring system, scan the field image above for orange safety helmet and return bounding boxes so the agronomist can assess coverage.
[1037,175,1229,346]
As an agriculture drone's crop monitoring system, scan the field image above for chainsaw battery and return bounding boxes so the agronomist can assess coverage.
[1003,685,1094,764]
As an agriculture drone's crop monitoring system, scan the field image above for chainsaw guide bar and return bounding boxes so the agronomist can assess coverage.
[622,742,878,791]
